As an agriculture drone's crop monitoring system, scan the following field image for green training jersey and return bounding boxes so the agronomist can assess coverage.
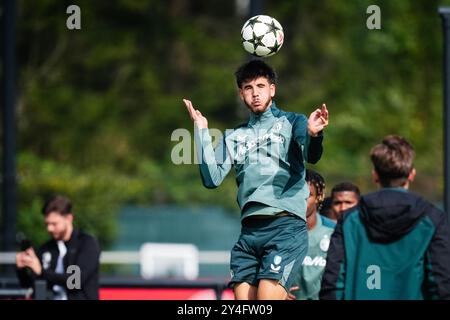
[295,214,336,300]
[195,102,324,221]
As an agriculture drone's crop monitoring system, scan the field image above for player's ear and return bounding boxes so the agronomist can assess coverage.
[408,168,416,183]
[66,213,74,224]
[270,84,276,98]
[238,88,244,100]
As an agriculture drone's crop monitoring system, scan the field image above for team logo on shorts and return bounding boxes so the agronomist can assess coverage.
[320,235,330,252]
[270,255,282,273]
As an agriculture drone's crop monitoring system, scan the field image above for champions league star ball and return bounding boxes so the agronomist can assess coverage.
[241,15,284,57]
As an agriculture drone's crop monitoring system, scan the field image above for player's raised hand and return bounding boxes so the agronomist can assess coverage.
[307,103,329,137]
[183,99,208,129]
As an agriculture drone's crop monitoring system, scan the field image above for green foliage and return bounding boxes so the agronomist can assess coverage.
[10,0,450,246]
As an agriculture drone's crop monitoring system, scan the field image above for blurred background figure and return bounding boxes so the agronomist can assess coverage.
[320,135,450,300]
[319,196,333,221]
[328,182,361,222]
[289,169,335,300]
[16,195,100,300]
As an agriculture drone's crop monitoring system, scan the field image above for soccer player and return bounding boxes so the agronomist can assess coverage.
[183,59,329,300]
[289,169,336,300]
[327,182,360,222]
[320,135,450,299]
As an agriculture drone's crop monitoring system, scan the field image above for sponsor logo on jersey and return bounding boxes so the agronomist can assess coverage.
[320,235,330,252]
[234,121,285,160]
[302,255,326,267]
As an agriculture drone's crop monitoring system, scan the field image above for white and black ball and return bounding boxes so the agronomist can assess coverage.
[241,15,284,57]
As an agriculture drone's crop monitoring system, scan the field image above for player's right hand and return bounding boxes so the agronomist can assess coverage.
[183,99,208,129]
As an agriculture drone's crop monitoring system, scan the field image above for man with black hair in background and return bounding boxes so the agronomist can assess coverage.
[326,182,360,222]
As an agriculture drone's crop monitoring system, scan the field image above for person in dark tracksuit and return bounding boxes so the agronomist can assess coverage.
[320,135,450,300]
[16,195,100,300]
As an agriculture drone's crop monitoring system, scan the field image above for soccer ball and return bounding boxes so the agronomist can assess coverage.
[241,15,284,57]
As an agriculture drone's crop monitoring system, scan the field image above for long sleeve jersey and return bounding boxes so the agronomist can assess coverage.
[194,102,324,221]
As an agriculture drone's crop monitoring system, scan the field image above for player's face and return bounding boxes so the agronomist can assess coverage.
[45,212,72,241]
[331,191,359,217]
[239,77,275,114]
[306,183,317,219]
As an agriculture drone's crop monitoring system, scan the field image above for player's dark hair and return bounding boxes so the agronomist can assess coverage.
[370,135,415,187]
[235,59,277,88]
[320,196,333,217]
[42,195,72,216]
[306,169,326,211]
[331,182,361,199]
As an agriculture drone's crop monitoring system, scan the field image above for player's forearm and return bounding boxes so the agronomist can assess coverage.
[306,133,324,164]
[40,269,69,286]
[194,127,229,188]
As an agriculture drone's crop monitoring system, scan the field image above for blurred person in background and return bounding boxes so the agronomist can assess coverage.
[289,169,335,300]
[320,135,450,299]
[327,182,360,222]
[319,196,333,220]
[16,195,100,300]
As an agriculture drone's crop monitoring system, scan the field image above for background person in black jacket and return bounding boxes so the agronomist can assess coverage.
[16,195,100,300]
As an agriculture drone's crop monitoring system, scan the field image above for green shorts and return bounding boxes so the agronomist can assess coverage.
[229,215,308,293]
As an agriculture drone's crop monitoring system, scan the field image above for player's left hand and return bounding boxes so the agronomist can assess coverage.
[308,103,329,137]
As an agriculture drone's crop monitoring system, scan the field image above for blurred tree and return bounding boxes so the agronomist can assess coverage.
[9,0,450,247]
